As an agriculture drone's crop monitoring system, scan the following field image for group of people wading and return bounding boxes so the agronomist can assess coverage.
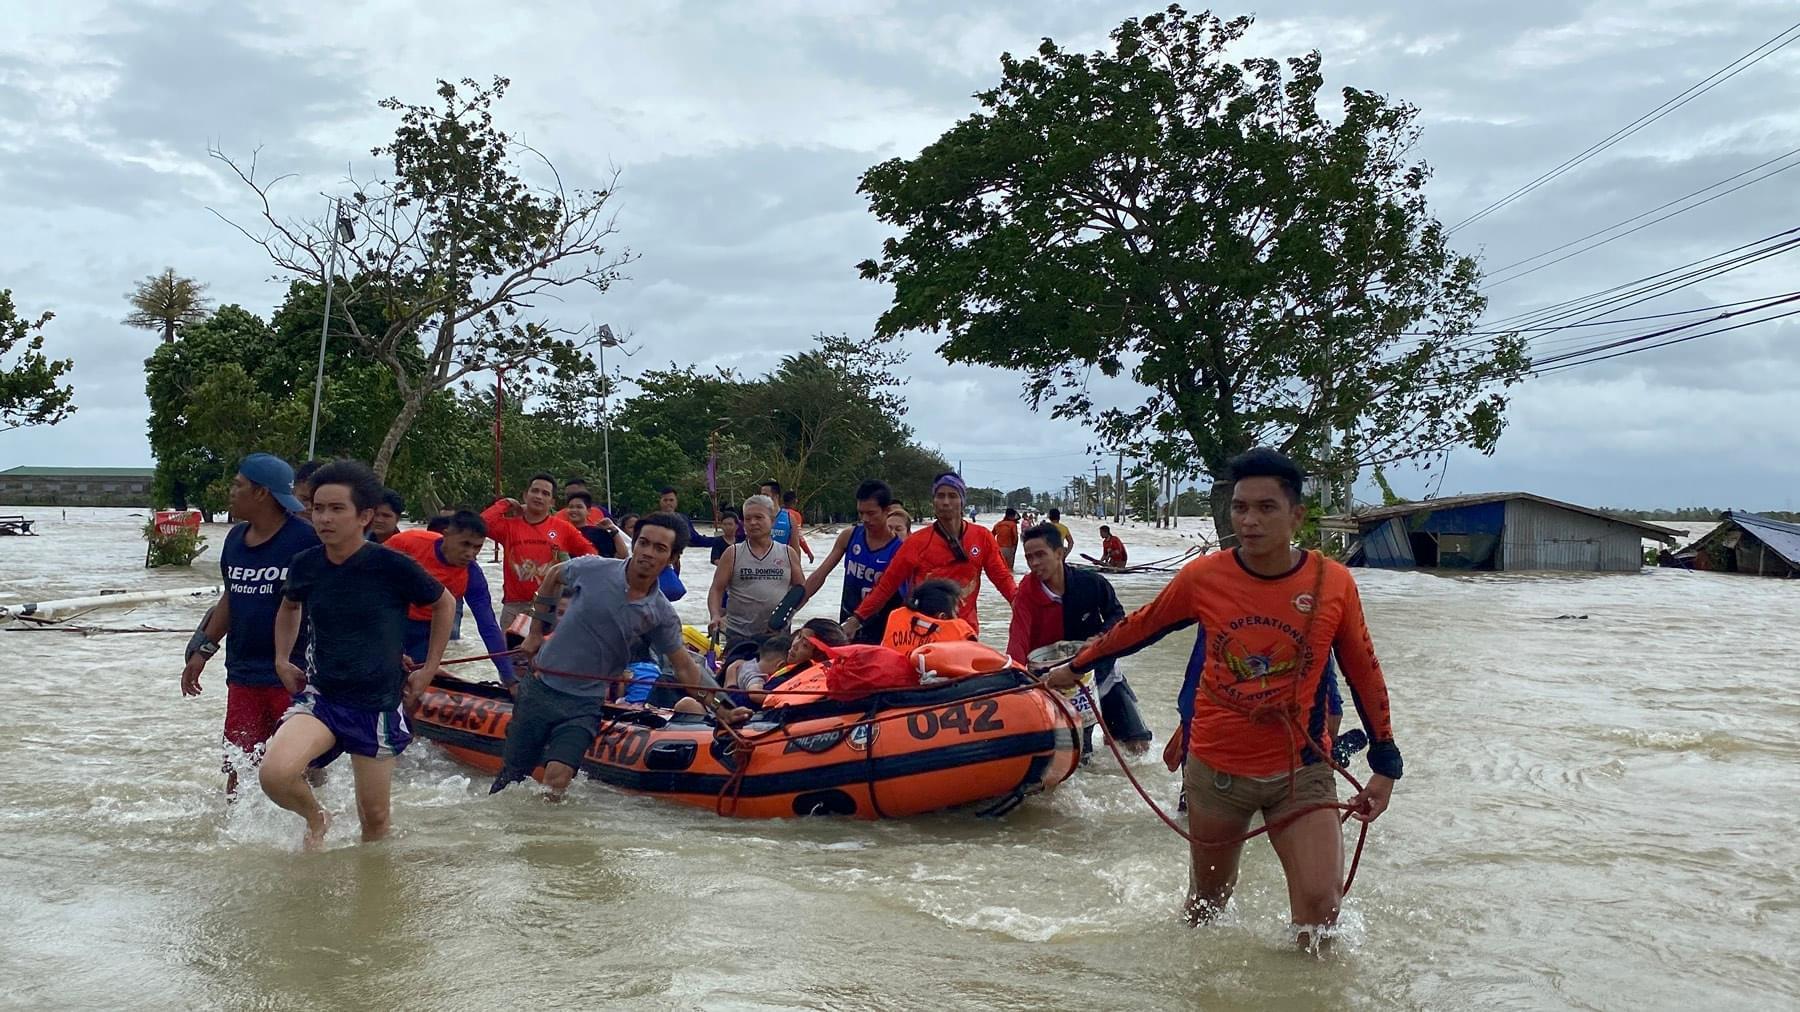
[178,446,1399,939]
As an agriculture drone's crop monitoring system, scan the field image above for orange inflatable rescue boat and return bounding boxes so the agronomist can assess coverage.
[413,640,1084,818]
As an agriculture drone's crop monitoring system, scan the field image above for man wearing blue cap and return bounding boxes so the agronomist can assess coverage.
[180,453,320,797]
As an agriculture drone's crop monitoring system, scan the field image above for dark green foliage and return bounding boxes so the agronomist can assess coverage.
[0,290,76,435]
[857,6,1528,537]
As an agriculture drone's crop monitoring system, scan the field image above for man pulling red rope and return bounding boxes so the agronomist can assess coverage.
[1044,448,1403,945]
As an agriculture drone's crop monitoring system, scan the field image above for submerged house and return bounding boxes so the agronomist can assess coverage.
[1326,493,1680,573]
[1669,512,1800,579]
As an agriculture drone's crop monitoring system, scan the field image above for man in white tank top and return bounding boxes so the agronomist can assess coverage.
[706,494,806,652]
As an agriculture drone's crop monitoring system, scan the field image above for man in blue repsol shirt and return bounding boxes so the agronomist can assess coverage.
[180,453,319,797]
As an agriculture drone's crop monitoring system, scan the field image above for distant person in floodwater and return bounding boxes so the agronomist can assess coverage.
[1081,525,1127,568]
[1047,508,1073,557]
[1042,447,1401,943]
[993,507,1021,572]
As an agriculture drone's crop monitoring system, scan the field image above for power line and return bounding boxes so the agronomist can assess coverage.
[1447,20,1800,234]
[1529,291,1800,367]
[1531,303,1800,375]
[1480,146,1800,287]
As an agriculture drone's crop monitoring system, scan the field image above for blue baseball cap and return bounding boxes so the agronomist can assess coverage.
[238,453,305,514]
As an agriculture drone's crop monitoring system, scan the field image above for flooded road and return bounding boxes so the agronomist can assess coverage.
[2,509,1795,1009]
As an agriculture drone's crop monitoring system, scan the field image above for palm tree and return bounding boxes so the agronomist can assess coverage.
[123,268,212,343]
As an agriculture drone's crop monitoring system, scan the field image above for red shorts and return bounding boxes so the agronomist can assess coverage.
[223,682,294,770]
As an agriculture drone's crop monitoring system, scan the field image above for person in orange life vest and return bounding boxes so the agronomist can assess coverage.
[385,512,516,688]
[367,488,404,543]
[881,579,978,652]
[483,472,597,629]
[1042,448,1401,939]
[1008,522,1150,756]
[562,476,609,525]
[1081,525,1128,568]
[993,507,1021,571]
[844,471,1015,639]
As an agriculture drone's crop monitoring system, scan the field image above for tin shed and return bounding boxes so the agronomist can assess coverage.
[1327,493,1679,573]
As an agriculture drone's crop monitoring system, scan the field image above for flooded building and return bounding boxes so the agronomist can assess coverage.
[1327,492,1680,573]
[1668,512,1800,579]
[0,465,155,507]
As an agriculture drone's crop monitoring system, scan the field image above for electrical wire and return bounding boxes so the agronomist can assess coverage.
[1448,21,1800,233]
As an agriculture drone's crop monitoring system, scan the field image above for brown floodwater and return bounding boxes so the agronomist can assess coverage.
[1,509,1794,1009]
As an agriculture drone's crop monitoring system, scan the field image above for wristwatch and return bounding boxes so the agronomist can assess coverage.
[198,639,221,657]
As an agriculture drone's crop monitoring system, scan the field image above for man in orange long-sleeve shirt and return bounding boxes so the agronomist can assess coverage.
[1045,448,1400,940]
[844,471,1016,638]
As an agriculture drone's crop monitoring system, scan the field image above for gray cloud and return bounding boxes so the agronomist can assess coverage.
[3,0,1797,510]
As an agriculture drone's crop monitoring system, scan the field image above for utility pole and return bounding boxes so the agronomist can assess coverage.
[306,197,354,460]
[1091,461,1102,519]
[1114,452,1124,523]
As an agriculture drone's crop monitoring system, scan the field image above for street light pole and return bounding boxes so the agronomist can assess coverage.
[595,323,618,513]
[306,198,353,459]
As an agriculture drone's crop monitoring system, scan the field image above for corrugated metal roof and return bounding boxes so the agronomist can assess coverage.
[0,465,155,477]
[1723,511,1800,567]
[1326,491,1681,541]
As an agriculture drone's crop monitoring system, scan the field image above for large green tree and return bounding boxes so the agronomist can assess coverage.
[123,268,212,343]
[857,6,1528,538]
[0,290,75,434]
[213,76,630,478]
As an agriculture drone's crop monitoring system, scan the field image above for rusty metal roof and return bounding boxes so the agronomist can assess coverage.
[1326,492,1682,541]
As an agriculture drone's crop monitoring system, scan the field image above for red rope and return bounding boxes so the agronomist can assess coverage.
[1072,552,1374,899]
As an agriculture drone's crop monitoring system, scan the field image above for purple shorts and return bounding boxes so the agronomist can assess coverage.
[283,688,413,768]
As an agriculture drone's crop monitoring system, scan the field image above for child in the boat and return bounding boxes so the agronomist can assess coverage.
[880,579,978,652]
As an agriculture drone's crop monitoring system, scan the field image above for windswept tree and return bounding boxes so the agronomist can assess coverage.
[0,289,76,434]
[857,6,1528,537]
[123,268,212,343]
[213,76,633,478]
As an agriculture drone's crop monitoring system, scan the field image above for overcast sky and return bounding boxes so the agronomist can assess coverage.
[3,0,1797,510]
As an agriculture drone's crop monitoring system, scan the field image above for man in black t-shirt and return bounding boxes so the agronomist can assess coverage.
[260,460,453,852]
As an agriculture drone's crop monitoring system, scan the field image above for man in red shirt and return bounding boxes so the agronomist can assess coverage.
[1081,525,1128,568]
[482,472,597,627]
[844,471,1016,637]
[1044,448,1400,941]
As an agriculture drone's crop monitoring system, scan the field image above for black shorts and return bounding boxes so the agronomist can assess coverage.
[490,676,606,791]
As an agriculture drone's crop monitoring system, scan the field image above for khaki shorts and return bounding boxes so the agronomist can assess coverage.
[1183,755,1337,826]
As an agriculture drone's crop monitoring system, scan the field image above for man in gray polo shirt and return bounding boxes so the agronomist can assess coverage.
[491,512,745,798]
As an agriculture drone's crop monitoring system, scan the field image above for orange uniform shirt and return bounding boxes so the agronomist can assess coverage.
[854,521,1017,633]
[386,529,470,621]
[993,518,1019,551]
[480,499,597,603]
[880,607,978,652]
[1073,550,1398,779]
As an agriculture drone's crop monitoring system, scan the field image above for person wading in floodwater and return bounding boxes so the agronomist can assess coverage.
[708,495,806,654]
[844,472,1015,639]
[483,473,597,628]
[492,513,748,799]
[801,479,902,645]
[180,453,320,798]
[1008,522,1151,757]
[1043,448,1401,945]
[261,460,454,851]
